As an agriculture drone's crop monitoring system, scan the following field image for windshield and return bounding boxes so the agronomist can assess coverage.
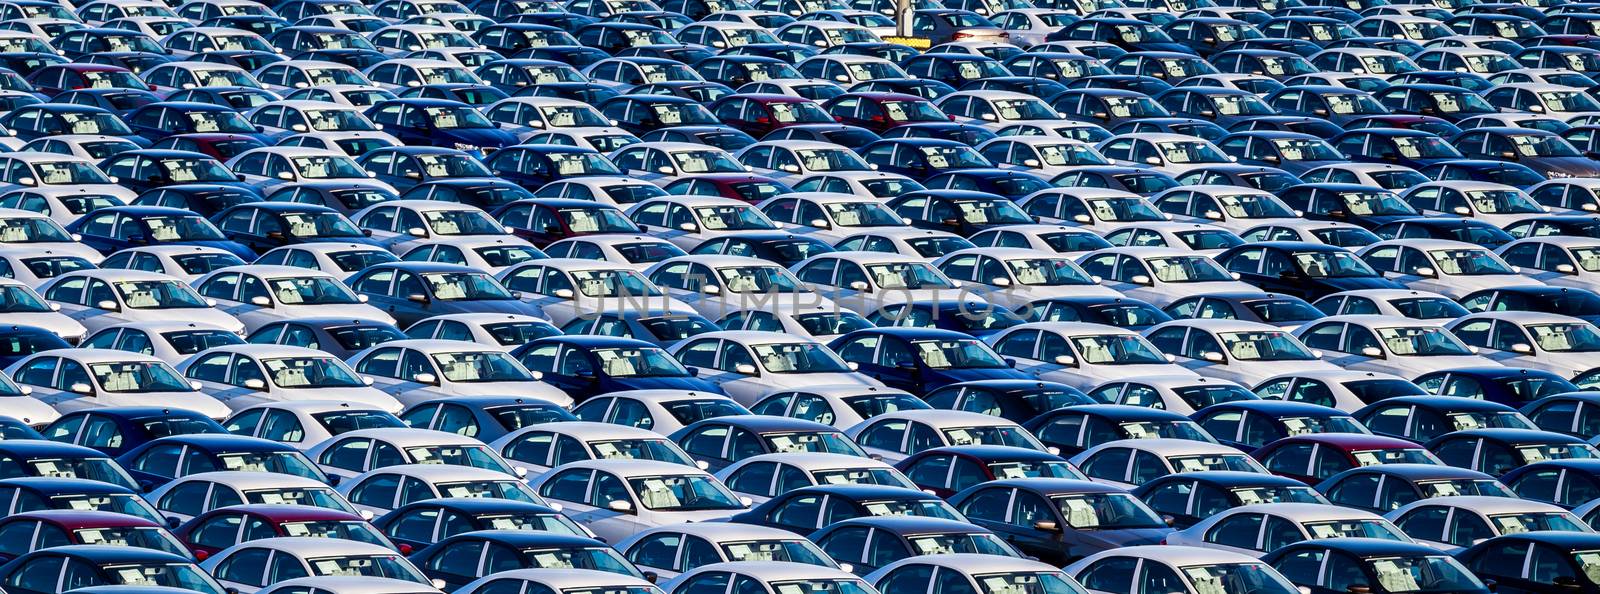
[626,474,743,511]
[912,339,1006,369]
[327,249,397,273]
[1429,249,1514,275]
[210,451,322,480]
[243,487,353,511]
[1179,564,1300,594]
[263,356,365,388]
[1070,334,1166,364]
[796,312,874,337]
[103,563,222,594]
[864,262,957,290]
[823,201,901,227]
[49,494,159,521]
[1521,323,1600,353]
[693,205,774,231]
[1488,511,1585,534]
[89,361,191,393]
[28,457,136,489]
[571,269,660,298]
[1170,453,1263,473]
[1304,519,1406,540]
[57,111,134,135]
[1358,555,1484,594]
[276,520,389,547]
[1376,326,1473,356]
[1510,134,1581,158]
[1147,256,1234,282]
[431,351,533,382]
[523,547,640,577]
[435,480,539,502]
[0,285,51,312]
[1007,258,1093,286]
[1343,191,1416,216]
[72,526,187,555]
[0,216,74,243]
[291,155,368,179]
[477,512,587,537]
[1053,493,1164,529]
[919,145,989,169]
[423,272,514,300]
[1217,193,1294,219]
[304,554,426,583]
[1085,197,1164,222]
[266,275,362,304]
[304,109,375,132]
[720,540,831,566]
[752,342,850,373]
[405,443,514,474]
[425,106,493,130]
[1393,136,1462,159]
[1464,189,1542,214]
[592,347,687,377]
[139,215,225,241]
[716,265,805,293]
[1216,331,1315,361]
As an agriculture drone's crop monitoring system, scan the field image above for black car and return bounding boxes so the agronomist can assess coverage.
[1215,241,1403,300]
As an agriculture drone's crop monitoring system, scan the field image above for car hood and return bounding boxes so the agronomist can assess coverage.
[7,312,86,341]
[932,367,1032,383]
[1073,527,1173,548]
[273,386,402,412]
[433,126,521,149]
[1527,156,1600,178]
[614,375,723,393]
[1311,276,1405,291]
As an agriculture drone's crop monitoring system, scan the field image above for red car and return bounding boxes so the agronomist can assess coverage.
[152,133,269,162]
[1251,434,1443,485]
[172,504,399,559]
[823,92,952,133]
[662,173,793,203]
[0,510,190,564]
[709,94,837,137]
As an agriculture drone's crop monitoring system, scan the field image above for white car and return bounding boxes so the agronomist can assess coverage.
[715,452,916,504]
[1403,181,1547,228]
[307,427,521,481]
[0,278,86,343]
[1252,369,1426,412]
[403,313,558,350]
[542,234,684,273]
[39,269,245,334]
[938,90,1068,132]
[485,97,630,142]
[194,265,392,332]
[0,371,59,426]
[457,570,656,594]
[935,247,1121,310]
[1167,503,1412,557]
[228,146,395,196]
[351,200,517,255]
[571,389,751,436]
[968,224,1112,257]
[534,177,667,208]
[646,255,835,320]
[1310,288,1468,320]
[98,245,246,284]
[1295,315,1499,379]
[338,464,540,518]
[1357,239,1543,299]
[1387,496,1592,553]
[1498,236,1600,292]
[1446,311,1600,377]
[0,185,129,226]
[1097,133,1237,177]
[5,348,229,417]
[669,330,882,406]
[749,384,927,429]
[791,171,922,200]
[1240,219,1380,249]
[80,321,242,364]
[1086,375,1259,416]
[346,339,571,408]
[490,421,701,474]
[611,142,751,186]
[735,140,876,187]
[626,196,784,250]
[831,227,974,258]
[977,135,1111,180]
[261,576,442,594]
[1145,319,1341,386]
[223,400,405,451]
[791,252,977,316]
[1066,546,1305,594]
[497,259,698,326]
[1301,162,1430,192]
[1077,247,1256,307]
[148,470,358,523]
[1151,185,1304,235]
[845,410,1050,463]
[1069,438,1267,488]
[0,246,99,289]
[755,192,907,244]
[0,208,107,264]
[179,344,402,412]
[986,322,1197,390]
[530,459,750,545]
[255,242,400,276]
[1016,188,1170,233]
[615,523,839,580]
[201,538,432,593]
[398,237,548,276]
[714,304,876,342]
[662,562,874,594]
[1103,222,1244,256]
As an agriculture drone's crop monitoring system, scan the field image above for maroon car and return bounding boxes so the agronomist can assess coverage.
[153,133,268,162]
[662,173,793,203]
[0,510,190,564]
[709,94,836,137]
[172,504,399,559]
[823,92,952,133]
[1251,434,1443,485]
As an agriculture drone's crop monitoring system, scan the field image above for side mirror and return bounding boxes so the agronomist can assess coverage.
[1348,586,1372,594]
[1131,274,1152,285]
[166,516,181,529]
[406,227,427,237]
[735,363,758,375]
[1512,343,1533,354]
[290,124,307,132]
[809,218,831,229]
[69,382,93,394]
[1202,351,1224,362]
[656,166,674,175]
[1452,206,1472,215]
[1022,159,1040,167]
[1414,266,1436,278]
[1032,520,1061,532]
[980,113,997,121]
[16,177,34,187]
[1073,214,1091,223]
[701,285,721,295]
[1144,156,1161,165]
[848,280,870,291]
[1203,210,1223,220]
[249,295,271,307]
[1054,355,1076,366]
[1361,346,1384,358]
[414,372,438,385]
[677,222,698,232]
[96,300,120,311]
[404,171,421,180]
[991,277,1012,287]
[243,378,266,390]
[275,171,295,181]
[407,293,429,303]
[1558,263,1577,274]
[607,499,634,512]
[554,288,575,299]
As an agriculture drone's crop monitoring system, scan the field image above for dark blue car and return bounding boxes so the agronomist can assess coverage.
[1192,400,1368,452]
[1413,367,1583,408]
[1133,470,1327,528]
[209,202,378,253]
[65,205,255,260]
[115,434,328,490]
[671,416,865,472]
[827,328,1030,394]
[511,336,720,401]
[0,546,224,594]
[1215,241,1404,300]
[728,484,962,534]
[409,531,641,589]
[372,498,587,550]
[40,407,226,458]
[364,98,520,158]
[0,325,68,369]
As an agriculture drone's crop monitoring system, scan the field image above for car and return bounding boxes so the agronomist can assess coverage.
[1145,319,1339,386]
[1390,496,1590,554]
[749,384,927,429]
[1262,538,1492,594]
[0,510,189,563]
[6,349,230,418]
[1294,316,1499,380]
[1253,434,1443,485]
[0,546,226,594]
[372,497,590,551]
[491,421,697,474]
[1133,470,1328,529]
[410,530,643,589]
[1163,292,1325,330]
[1065,545,1306,594]
[1215,242,1404,300]
[1413,367,1582,408]
[814,516,1022,574]
[200,537,431,592]
[40,406,226,458]
[1311,288,1470,320]
[1252,369,1427,412]
[728,483,963,534]
[1169,502,1412,557]
[570,389,749,436]
[194,265,391,332]
[172,504,395,558]
[1446,312,1600,377]
[1070,438,1269,489]
[616,522,837,580]
[827,328,1029,395]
